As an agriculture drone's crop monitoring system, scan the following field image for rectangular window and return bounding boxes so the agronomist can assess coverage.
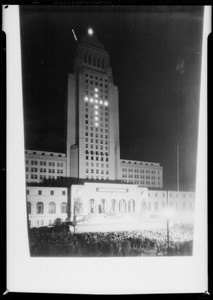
[38,190,42,195]
[50,191,54,195]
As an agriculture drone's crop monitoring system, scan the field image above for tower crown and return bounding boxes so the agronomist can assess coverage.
[75,29,111,76]
[79,30,105,52]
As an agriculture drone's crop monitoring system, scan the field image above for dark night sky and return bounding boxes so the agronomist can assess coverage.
[20,5,204,191]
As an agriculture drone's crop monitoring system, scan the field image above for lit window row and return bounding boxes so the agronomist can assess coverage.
[86,162,109,168]
[86,169,109,175]
[85,176,109,181]
[85,73,108,82]
[84,96,108,106]
[85,156,109,162]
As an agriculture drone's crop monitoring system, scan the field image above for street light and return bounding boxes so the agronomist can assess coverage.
[163,191,173,252]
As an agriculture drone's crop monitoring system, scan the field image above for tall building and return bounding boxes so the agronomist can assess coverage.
[66,30,120,181]
[24,29,195,228]
[25,30,163,187]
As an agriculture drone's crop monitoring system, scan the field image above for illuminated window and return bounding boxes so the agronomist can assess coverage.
[90,98,94,103]
[99,100,103,105]
[36,202,44,214]
[95,111,98,115]
[84,96,88,101]
[95,105,98,109]
[95,117,98,121]
[61,202,67,214]
[101,59,104,68]
[95,122,98,127]
[49,202,56,214]
[95,100,98,104]
[95,88,98,92]
[104,101,108,106]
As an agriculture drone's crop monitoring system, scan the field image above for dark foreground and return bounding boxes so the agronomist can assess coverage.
[29,223,193,257]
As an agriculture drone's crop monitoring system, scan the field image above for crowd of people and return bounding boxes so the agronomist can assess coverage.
[29,223,194,257]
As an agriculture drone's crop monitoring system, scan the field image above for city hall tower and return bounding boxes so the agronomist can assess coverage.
[66,29,120,180]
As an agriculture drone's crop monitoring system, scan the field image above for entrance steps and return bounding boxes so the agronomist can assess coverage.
[76,213,167,233]
[79,213,143,225]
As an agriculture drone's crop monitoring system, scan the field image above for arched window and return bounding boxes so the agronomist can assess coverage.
[36,202,43,214]
[49,202,56,214]
[111,199,116,212]
[84,53,87,63]
[61,202,67,214]
[27,202,31,214]
[90,199,95,213]
[88,55,91,65]
[97,57,100,68]
[101,58,105,69]
[101,199,106,213]
[93,56,96,66]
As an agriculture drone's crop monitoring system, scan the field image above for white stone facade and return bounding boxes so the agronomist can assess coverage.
[147,190,195,223]
[26,187,68,227]
[71,182,148,219]
[120,159,163,188]
[25,150,67,183]
[26,184,195,228]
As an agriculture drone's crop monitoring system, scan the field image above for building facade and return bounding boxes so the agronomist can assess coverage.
[26,185,195,228]
[25,150,67,183]
[120,159,163,188]
[26,187,68,227]
[66,31,120,181]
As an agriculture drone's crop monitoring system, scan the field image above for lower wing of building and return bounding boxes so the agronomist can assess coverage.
[26,183,195,228]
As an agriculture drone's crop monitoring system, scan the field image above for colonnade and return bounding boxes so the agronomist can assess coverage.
[89,198,136,214]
